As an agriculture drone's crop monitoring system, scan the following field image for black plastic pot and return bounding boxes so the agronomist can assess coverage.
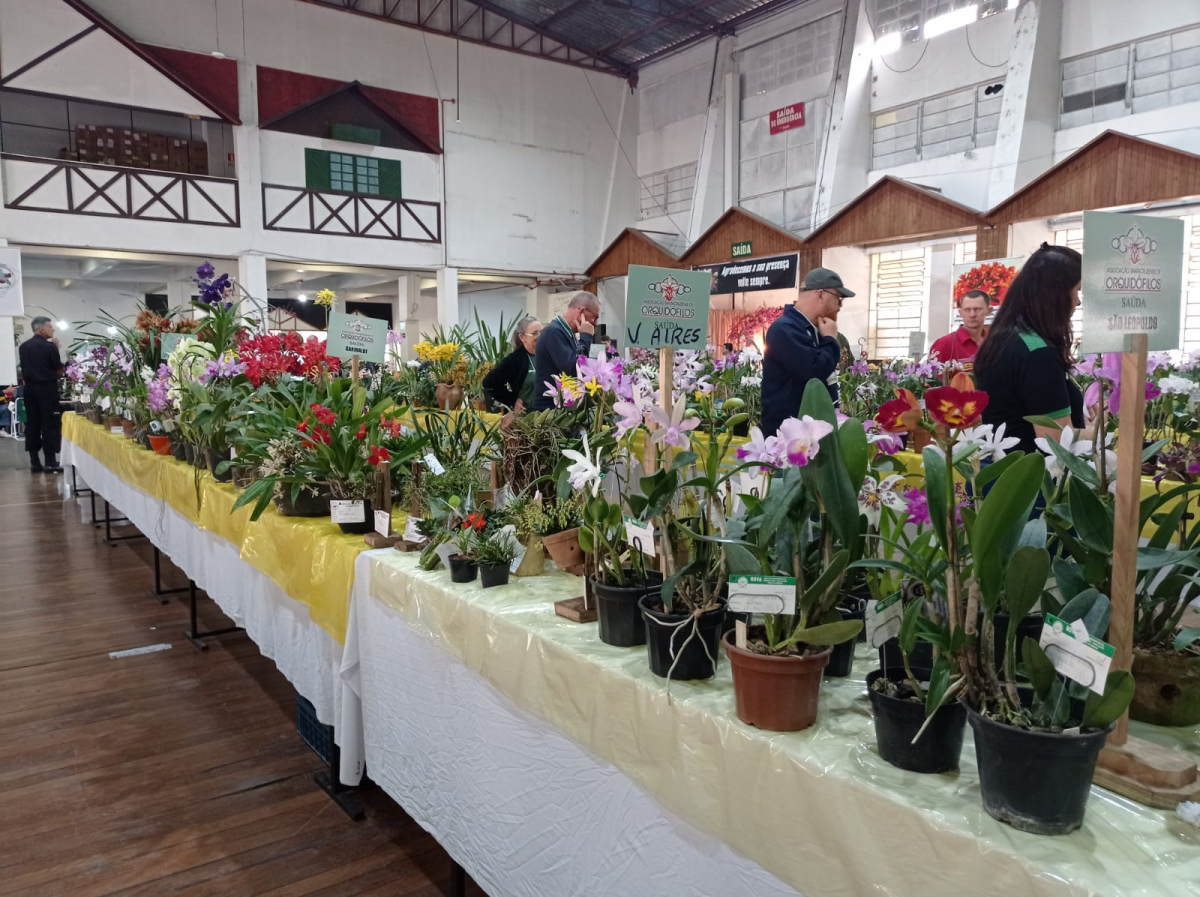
[334,498,374,535]
[172,441,188,462]
[204,447,233,483]
[275,486,331,517]
[866,668,966,773]
[988,612,1046,672]
[878,637,934,672]
[592,570,663,648]
[966,702,1111,835]
[479,562,510,588]
[826,598,867,678]
[449,555,478,583]
[639,596,726,681]
[183,443,196,464]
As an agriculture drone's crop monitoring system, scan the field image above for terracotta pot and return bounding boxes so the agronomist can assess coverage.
[121,420,135,438]
[1130,648,1200,727]
[724,631,831,732]
[104,415,122,430]
[148,435,172,456]
[512,537,545,577]
[908,428,933,451]
[471,398,488,411]
[541,527,585,575]
[435,382,464,411]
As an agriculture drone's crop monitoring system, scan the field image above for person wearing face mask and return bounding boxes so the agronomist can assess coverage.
[483,315,543,412]
[930,289,990,369]
[532,291,599,411]
[760,268,855,437]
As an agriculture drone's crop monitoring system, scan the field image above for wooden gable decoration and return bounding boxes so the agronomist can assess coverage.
[804,176,981,249]
[585,228,681,280]
[985,130,1200,225]
[677,206,804,268]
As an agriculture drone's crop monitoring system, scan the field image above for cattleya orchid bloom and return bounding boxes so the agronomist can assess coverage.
[736,425,781,468]
[649,401,700,450]
[612,381,649,440]
[562,432,603,496]
[775,415,833,467]
[876,388,921,433]
[924,372,988,428]
[858,474,908,526]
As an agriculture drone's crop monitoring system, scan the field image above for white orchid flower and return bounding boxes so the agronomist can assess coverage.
[858,474,908,526]
[561,432,604,496]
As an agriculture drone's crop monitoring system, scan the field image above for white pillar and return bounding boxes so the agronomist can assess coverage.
[234,57,264,239]
[723,70,739,211]
[436,267,459,329]
[237,252,269,331]
[397,272,420,360]
[167,281,191,310]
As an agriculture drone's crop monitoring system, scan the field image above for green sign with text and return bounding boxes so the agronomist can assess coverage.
[732,240,753,258]
[625,265,711,351]
[327,311,387,363]
[1081,210,1184,352]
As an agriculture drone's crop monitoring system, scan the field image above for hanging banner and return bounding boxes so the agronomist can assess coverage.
[625,265,711,350]
[327,311,387,363]
[1082,211,1184,352]
[694,253,799,295]
[0,246,24,317]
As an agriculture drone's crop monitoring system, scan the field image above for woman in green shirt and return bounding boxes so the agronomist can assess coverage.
[483,316,543,412]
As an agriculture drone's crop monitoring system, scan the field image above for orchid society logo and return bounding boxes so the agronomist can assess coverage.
[648,274,691,302]
[1111,225,1158,265]
[0,263,16,299]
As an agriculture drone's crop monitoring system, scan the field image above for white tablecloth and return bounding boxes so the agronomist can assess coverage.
[343,553,799,897]
[63,437,365,785]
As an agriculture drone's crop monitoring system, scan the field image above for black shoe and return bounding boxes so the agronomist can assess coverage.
[43,453,63,473]
[30,461,44,473]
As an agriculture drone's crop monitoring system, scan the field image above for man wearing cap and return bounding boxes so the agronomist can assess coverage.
[761,268,855,437]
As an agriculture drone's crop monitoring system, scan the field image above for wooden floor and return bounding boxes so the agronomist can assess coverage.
[0,437,485,896]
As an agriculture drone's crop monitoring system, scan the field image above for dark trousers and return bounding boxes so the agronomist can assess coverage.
[25,383,62,460]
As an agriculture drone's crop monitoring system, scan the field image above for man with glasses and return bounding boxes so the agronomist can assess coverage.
[532,290,599,411]
[761,268,855,437]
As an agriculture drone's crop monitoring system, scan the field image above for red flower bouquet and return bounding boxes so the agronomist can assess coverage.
[953,261,1019,306]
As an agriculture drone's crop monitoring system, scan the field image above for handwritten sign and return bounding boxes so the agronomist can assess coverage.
[727,575,796,615]
[625,265,711,351]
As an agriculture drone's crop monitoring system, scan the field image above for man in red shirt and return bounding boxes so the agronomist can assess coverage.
[930,290,989,369]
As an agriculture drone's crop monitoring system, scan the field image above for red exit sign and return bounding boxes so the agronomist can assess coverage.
[769,103,805,135]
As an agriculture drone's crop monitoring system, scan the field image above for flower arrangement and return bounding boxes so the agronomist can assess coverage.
[726,306,784,349]
[237,331,341,387]
[414,340,463,385]
[953,261,1018,306]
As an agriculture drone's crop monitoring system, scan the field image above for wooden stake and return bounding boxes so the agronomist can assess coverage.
[657,346,673,580]
[1108,332,1147,746]
[351,354,360,385]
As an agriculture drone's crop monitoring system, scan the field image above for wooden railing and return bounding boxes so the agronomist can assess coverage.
[261,184,440,243]
[1,153,239,227]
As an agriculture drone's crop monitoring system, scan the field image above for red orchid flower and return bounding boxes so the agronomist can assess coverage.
[924,372,988,428]
[367,445,390,466]
[356,423,368,441]
[463,512,486,532]
[876,388,922,433]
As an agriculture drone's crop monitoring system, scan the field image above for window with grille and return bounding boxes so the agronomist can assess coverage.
[954,240,977,265]
[304,148,401,197]
[1060,25,1200,129]
[1184,216,1200,353]
[872,81,1003,170]
[869,247,931,356]
[1053,227,1086,343]
[639,162,695,220]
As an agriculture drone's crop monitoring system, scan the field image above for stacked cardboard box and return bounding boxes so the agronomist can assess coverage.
[71,126,208,174]
[187,140,208,175]
[74,125,95,162]
[167,138,189,173]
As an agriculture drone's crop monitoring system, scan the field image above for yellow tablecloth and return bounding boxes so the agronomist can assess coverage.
[366,550,1197,897]
[63,414,393,644]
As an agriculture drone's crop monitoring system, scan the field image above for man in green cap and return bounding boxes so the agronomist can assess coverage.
[761,267,856,436]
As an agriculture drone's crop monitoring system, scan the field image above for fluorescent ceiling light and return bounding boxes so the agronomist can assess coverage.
[1007,0,1019,8]
[56,320,69,330]
[925,4,978,39]
[297,293,308,302]
[875,32,902,56]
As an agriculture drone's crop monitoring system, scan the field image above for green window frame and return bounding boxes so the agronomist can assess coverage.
[304,149,401,198]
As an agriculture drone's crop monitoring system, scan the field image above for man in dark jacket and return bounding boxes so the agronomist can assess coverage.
[532,291,598,410]
[18,316,66,473]
[760,268,855,437]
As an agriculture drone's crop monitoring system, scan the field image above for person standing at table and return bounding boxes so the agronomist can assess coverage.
[760,268,855,437]
[483,315,542,412]
[532,291,598,411]
[930,290,990,368]
[18,316,65,473]
[974,244,1084,455]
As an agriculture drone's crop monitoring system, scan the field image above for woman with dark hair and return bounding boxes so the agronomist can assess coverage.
[974,243,1084,455]
[483,315,543,411]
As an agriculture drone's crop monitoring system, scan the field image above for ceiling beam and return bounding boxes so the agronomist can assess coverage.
[465,0,634,75]
[597,0,730,55]
[631,0,815,68]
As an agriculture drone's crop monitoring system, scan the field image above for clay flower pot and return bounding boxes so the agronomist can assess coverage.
[724,631,830,732]
[542,527,585,575]
[148,435,172,456]
[435,383,464,411]
[512,537,545,577]
[120,420,135,438]
[1130,648,1200,727]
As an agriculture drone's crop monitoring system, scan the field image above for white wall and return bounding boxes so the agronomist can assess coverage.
[822,244,870,353]
[459,285,528,338]
[21,280,146,335]
[1060,0,1200,59]
[257,131,440,201]
[867,150,995,210]
[1054,102,1200,159]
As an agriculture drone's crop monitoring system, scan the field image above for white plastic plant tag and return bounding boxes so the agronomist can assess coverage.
[434,542,457,570]
[1039,614,1115,696]
[865,593,904,648]
[423,453,445,476]
[330,500,365,524]
[508,542,527,574]
[735,619,748,649]
[110,426,123,435]
[402,515,424,543]
[623,516,656,558]
[737,470,766,499]
[727,575,796,614]
[589,342,605,360]
[230,445,238,460]
[374,510,391,537]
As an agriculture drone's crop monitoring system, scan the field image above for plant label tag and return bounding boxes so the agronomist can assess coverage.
[727,575,796,614]
[423,453,445,476]
[402,516,425,543]
[735,619,748,649]
[494,483,511,508]
[81,390,92,402]
[434,542,457,570]
[374,510,391,537]
[737,470,766,499]
[110,426,123,435]
[229,445,238,460]
[589,342,605,360]
[866,593,904,648]
[330,500,365,524]
[508,542,527,574]
[623,516,656,557]
[1039,614,1115,695]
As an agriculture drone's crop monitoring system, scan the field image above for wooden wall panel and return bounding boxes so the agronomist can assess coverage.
[586,228,680,280]
[975,224,1009,261]
[678,208,804,267]
[805,177,981,249]
[798,247,823,278]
